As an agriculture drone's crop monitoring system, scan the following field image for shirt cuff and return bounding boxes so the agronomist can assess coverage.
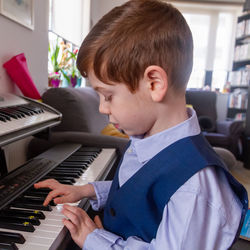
[83,229,122,250]
[89,181,112,210]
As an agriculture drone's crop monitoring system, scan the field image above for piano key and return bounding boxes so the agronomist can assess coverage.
[0,112,11,121]
[15,106,33,116]
[0,215,40,226]
[11,202,52,211]
[0,230,25,244]
[0,208,45,220]
[0,242,18,250]
[51,168,83,175]
[40,177,75,185]
[23,192,48,199]
[0,220,35,232]
[46,171,81,178]
[59,161,88,167]
[27,187,51,194]
[0,115,7,122]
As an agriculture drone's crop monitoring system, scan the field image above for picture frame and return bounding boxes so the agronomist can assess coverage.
[0,0,34,30]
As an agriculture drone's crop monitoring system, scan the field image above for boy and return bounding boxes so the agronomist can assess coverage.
[35,0,248,249]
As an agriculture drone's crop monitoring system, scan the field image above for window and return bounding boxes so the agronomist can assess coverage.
[49,0,90,46]
[48,0,90,87]
[172,2,242,91]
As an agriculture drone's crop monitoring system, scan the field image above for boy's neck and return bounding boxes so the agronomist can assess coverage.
[144,95,188,138]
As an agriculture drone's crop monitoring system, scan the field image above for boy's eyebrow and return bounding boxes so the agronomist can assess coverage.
[93,86,110,93]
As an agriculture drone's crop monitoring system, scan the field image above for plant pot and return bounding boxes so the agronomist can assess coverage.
[48,72,62,87]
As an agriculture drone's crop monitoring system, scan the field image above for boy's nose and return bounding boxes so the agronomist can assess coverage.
[99,102,110,115]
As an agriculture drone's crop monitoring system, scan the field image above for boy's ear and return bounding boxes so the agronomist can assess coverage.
[144,66,168,102]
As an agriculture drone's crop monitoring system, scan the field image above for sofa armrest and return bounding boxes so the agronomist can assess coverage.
[216,120,244,136]
[28,131,129,159]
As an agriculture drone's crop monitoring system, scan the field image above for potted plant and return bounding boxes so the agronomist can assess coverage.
[48,37,62,87]
[61,48,82,88]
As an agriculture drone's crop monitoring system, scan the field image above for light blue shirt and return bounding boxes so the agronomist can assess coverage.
[84,108,242,250]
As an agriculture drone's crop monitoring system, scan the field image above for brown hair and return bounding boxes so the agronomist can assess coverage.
[77,0,193,92]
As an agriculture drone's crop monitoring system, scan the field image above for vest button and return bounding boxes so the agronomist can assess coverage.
[110,207,116,216]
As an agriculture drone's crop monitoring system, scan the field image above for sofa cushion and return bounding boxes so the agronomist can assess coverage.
[42,87,109,133]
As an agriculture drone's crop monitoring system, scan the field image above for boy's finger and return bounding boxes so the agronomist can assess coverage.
[63,204,87,216]
[43,189,64,206]
[63,217,77,235]
[62,208,80,227]
[34,178,58,189]
[94,215,103,229]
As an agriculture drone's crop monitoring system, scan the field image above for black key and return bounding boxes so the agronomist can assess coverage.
[55,167,84,173]
[46,172,81,178]
[1,208,45,219]
[42,175,76,180]
[0,215,40,226]
[60,162,88,167]
[11,202,52,211]
[0,112,11,121]
[29,187,51,193]
[0,220,35,232]
[53,167,83,172]
[57,180,75,185]
[8,108,26,118]
[24,105,43,114]
[0,230,25,244]
[24,191,48,198]
[21,195,55,206]
[0,110,18,119]
[5,108,23,119]
[0,115,7,122]
[16,107,33,116]
[0,242,18,250]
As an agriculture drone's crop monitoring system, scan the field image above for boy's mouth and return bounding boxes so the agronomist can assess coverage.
[113,123,124,133]
[114,123,119,129]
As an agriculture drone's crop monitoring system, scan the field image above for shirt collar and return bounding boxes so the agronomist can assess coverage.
[130,108,201,164]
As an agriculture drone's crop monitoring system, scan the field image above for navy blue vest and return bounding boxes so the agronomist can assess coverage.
[103,134,248,243]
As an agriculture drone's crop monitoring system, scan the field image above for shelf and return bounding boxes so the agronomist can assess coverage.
[238,13,250,22]
[231,85,249,89]
[228,107,247,111]
[236,35,250,45]
[227,108,247,119]
[233,60,250,70]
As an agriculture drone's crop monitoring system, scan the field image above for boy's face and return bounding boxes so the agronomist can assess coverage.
[89,72,157,137]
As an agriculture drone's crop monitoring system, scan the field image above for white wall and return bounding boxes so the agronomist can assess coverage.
[90,0,125,26]
[0,0,49,95]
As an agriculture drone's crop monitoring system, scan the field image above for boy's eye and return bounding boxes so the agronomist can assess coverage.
[104,95,112,102]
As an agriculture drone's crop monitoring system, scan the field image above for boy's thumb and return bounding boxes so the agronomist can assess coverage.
[94,215,104,229]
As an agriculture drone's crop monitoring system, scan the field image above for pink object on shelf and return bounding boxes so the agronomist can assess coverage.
[3,53,41,100]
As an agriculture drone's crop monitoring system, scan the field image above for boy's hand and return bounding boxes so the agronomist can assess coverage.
[62,204,103,248]
[34,179,95,206]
